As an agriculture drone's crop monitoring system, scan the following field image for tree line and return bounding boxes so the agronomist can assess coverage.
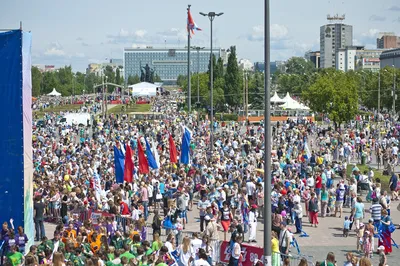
[31,65,161,97]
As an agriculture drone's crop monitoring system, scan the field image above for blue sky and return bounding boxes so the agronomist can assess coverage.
[1,0,400,72]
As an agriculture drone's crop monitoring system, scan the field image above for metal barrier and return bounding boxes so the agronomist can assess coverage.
[272,251,315,266]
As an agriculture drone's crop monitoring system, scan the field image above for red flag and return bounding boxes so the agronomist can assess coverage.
[137,140,149,174]
[123,145,134,183]
[169,134,178,163]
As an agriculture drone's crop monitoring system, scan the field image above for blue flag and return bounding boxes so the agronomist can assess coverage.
[114,145,125,183]
[180,127,192,165]
[145,138,158,169]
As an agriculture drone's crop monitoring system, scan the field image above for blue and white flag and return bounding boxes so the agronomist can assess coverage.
[304,141,311,159]
[180,127,192,165]
[145,138,159,169]
[151,139,160,169]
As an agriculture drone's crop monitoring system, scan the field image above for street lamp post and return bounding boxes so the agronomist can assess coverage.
[200,11,223,156]
[392,65,397,117]
[264,0,272,265]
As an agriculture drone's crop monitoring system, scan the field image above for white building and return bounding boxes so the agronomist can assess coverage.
[238,58,253,71]
[336,46,386,72]
[335,46,363,72]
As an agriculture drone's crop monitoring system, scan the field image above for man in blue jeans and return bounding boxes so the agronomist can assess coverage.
[34,196,46,241]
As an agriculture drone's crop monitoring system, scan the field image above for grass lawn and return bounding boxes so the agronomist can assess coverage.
[346,164,390,191]
[33,104,84,116]
[108,104,151,114]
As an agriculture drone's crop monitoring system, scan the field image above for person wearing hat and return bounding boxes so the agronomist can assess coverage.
[334,183,346,218]
[248,204,258,243]
[377,245,387,266]
[292,200,303,234]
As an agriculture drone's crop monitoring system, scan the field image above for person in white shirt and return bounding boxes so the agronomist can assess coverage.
[246,179,256,201]
[248,205,258,243]
[177,237,194,266]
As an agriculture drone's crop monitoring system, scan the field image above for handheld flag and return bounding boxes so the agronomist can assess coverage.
[151,139,160,168]
[169,134,178,163]
[145,138,158,169]
[114,145,125,184]
[304,141,311,160]
[180,127,192,164]
[123,145,134,183]
[137,140,149,174]
[187,9,201,37]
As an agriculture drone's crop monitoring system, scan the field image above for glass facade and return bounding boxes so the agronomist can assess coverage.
[124,48,221,83]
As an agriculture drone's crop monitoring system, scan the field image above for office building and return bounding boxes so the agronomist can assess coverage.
[380,48,400,69]
[304,51,320,68]
[86,59,124,77]
[124,47,221,84]
[336,46,363,71]
[320,15,353,68]
[355,48,386,72]
[377,32,400,49]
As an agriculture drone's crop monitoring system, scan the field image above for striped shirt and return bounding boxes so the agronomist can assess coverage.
[370,203,382,221]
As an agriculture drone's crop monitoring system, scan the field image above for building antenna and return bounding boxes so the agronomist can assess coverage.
[165,39,167,49]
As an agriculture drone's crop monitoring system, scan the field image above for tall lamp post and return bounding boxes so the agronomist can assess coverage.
[263,0,272,265]
[200,11,223,156]
[392,64,397,117]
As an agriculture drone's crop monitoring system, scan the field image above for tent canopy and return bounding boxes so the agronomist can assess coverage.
[47,88,61,96]
[270,91,284,103]
[128,82,158,96]
[279,92,310,110]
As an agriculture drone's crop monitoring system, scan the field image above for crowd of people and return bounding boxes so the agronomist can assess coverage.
[0,92,398,266]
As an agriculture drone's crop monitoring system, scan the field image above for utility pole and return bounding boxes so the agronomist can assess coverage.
[246,72,249,120]
[378,70,381,115]
[105,76,108,117]
[263,0,272,264]
[393,65,397,117]
[243,72,246,120]
[187,5,192,113]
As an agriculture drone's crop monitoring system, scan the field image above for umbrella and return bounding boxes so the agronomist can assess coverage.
[255,168,264,173]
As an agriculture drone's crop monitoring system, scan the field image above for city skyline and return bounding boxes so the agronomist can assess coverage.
[1,0,400,72]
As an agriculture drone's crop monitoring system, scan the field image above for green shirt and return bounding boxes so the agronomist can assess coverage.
[6,252,23,266]
[120,251,135,260]
[151,241,162,251]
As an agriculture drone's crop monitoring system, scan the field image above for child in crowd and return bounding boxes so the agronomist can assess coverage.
[343,216,350,237]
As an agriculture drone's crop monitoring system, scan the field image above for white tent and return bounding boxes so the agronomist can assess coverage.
[47,88,61,97]
[270,91,284,103]
[128,82,158,96]
[279,92,310,110]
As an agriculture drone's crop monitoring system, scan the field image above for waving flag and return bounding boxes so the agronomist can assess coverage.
[145,138,158,169]
[137,140,149,174]
[304,141,311,160]
[169,134,178,163]
[180,127,192,165]
[113,145,125,183]
[151,139,160,169]
[188,9,201,36]
[123,145,134,183]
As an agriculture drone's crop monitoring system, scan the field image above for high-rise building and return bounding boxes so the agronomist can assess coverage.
[124,47,221,84]
[336,46,363,71]
[320,15,353,68]
[304,51,320,68]
[377,32,400,49]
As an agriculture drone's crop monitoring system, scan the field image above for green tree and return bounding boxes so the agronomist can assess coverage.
[42,71,60,95]
[31,66,42,96]
[116,68,122,85]
[303,72,358,128]
[207,54,217,81]
[224,46,242,107]
[177,74,187,88]
[214,57,224,81]
[285,57,316,75]
[127,75,140,85]
[248,72,264,109]
[104,65,116,84]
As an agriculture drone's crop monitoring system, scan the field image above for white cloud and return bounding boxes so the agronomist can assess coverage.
[271,24,289,39]
[75,52,85,58]
[362,28,380,38]
[134,29,147,38]
[119,28,130,37]
[44,47,65,56]
[246,24,288,42]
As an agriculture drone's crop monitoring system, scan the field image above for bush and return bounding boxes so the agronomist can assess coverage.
[346,164,390,191]
[215,113,238,121]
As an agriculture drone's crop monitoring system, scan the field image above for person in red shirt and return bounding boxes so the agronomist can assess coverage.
[118,199,131,215]
[315,173,322,199]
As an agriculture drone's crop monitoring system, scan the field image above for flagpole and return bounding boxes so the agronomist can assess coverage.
[187,4,192,113]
